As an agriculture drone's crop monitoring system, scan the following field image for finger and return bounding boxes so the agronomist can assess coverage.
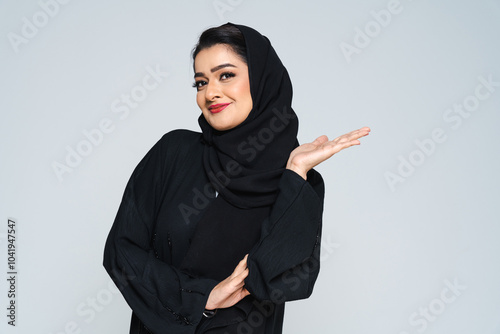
[338,129,369,143]
[233,268,249,284]
[337,138,361,149]
[348,139,361,147]
[312,135,329,146]
[352,127,371,138]
[348,127,368,136]
[239,254,248,268]
[322,138,360,156]
[230,266,249,287]
[242,288,251,298]
[231,255,249,277]
[227,278,248,294]
[234,286,250,299]
[228,287,251,306]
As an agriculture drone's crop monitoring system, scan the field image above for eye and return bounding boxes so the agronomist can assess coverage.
[192,80,206,90]
[220,72,235,80]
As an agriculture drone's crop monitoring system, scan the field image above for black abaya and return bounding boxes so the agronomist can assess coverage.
[103,23,325,334]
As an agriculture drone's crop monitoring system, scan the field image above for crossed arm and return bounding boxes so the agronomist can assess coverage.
[205,126,371,310]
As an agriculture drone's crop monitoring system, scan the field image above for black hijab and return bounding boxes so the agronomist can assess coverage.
[180,23,299,283]
[197,23,299,209]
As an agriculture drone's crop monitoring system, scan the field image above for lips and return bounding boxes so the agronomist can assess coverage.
[208,103,231,114]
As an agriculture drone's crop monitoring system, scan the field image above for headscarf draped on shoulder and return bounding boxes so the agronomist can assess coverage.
[198,22,299,209]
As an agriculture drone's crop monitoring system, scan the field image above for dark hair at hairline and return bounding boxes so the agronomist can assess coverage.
[192,23,248,67]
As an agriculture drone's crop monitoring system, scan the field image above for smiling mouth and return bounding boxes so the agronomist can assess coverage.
[208,103,231,113]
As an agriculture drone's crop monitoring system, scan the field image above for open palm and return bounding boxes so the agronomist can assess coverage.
[286,127,371,179]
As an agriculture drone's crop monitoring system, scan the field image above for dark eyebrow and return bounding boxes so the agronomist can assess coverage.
[194,63,237,78]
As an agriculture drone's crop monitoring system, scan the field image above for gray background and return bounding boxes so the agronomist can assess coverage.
[1,0,499,333]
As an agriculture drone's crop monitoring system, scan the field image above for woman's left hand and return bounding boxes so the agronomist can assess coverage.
[286,127,370,180]
[205,255,250,311]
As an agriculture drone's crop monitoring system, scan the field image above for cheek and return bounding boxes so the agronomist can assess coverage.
[196,93,204,110]
[233,81,252,107]
[241,84,252,111]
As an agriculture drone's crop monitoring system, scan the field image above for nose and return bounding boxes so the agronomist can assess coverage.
[205,81,222,101]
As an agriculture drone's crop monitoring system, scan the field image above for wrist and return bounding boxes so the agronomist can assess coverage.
[286,161,307,180]
[205,299,217,311]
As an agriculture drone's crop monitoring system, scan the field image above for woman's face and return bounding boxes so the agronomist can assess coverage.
[194,44,252,131]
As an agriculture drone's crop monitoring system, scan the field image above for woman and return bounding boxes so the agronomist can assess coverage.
[103,22,369,333]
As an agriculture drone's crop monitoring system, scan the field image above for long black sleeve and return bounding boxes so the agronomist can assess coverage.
[103,132,219,334]
[245,168,325,302]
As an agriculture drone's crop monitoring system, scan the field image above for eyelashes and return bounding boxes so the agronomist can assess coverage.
[220,72,236,80]
[192,71,236,90]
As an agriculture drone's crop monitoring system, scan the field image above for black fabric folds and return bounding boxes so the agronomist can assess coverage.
[197,23,299,209]
[181,23,302,332]
[180,195,271,281]
[104,23,325,334]
[183,23,299,280]
[183,23,300,280]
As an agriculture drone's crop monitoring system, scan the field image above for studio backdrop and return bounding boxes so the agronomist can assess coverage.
[1,0,499,333]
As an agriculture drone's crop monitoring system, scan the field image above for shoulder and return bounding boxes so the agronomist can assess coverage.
[137,129,203,164]
[159,129,202,145]
[154,129,203,154]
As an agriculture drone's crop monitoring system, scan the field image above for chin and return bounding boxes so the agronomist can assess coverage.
[211,124,233,131]
[205,117,233,131]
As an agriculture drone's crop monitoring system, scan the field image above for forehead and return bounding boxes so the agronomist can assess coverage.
[194,44,246,71]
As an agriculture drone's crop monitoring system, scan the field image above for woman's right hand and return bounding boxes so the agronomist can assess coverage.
[205,254,250,310]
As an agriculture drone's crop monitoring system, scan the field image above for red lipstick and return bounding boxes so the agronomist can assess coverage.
[208,103,230,114]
